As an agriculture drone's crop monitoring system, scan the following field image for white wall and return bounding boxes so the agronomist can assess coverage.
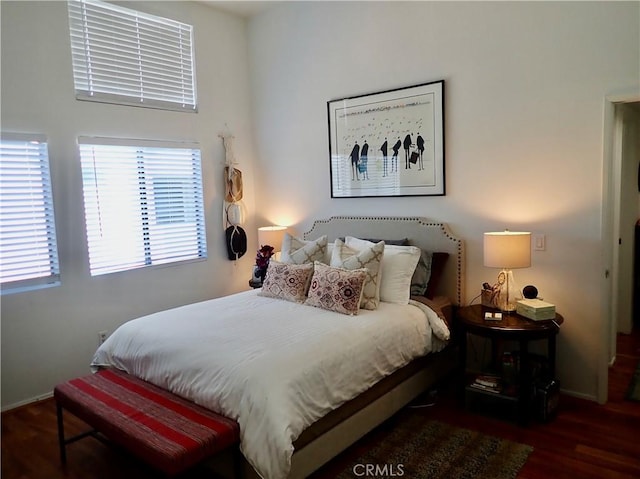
[1,1,257,409]
[247,1,640,399]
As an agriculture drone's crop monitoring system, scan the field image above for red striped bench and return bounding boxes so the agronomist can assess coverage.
[54,368,241,476]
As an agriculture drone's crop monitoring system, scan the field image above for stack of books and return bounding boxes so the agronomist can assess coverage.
[469,374,502,394]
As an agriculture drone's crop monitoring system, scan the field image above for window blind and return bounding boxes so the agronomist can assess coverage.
[68,0,197,112]
[0,134,61,293]
[78,137,207,276]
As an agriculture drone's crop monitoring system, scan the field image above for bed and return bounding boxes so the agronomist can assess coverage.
[91,216,465,479]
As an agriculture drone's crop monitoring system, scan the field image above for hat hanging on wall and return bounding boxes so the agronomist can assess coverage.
[225,202,245,226]
[220,130,247,260]
[225,225,247,260]
[224,166,243,202]
[224,202,247,260]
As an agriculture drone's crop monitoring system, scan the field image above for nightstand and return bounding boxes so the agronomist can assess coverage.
[457,304,563,425]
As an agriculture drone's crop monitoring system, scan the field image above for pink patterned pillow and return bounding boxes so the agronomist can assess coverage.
[258,261,314,303]
[305,262,367,315]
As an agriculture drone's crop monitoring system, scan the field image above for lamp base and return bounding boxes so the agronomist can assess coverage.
[494,269,521,312]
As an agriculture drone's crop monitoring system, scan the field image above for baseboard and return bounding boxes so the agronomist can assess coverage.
[559,388,597,402]
[1,391,53,413]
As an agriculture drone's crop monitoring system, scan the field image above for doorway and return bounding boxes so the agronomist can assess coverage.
[613,102,640,336]
[600,95,640,404]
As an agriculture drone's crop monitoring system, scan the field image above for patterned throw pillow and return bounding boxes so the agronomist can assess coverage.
[280,234,328,264]
[258,261,314,303]
[330,239,384,310]
[305,262,367,315]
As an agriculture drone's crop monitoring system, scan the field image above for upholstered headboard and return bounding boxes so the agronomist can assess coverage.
[303,216,464,306]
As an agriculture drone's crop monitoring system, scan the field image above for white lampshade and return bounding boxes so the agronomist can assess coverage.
[258,226,287,252]
[484,231,531,269]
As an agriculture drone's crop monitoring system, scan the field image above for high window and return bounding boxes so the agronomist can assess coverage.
[67,0,197,112]
[78,138,207,276]
[0,134,61,293]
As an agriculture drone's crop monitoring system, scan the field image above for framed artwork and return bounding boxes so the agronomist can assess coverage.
[328,80,444,198]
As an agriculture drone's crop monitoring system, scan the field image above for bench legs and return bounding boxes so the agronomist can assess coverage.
[56,402,100,466]
[232,446,244,479]
[56,402,67,465]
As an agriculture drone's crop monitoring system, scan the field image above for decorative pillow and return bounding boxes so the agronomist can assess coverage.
[330,239,384,310]
[410,250,450,298]
[280,234,327,264]
[345,237,420,305]
[424,252,449,299]
[411,250,433,296]
[305,262,367,315]
[258,261,314,303]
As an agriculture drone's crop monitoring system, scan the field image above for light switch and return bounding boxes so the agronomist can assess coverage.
[533,234,545,251]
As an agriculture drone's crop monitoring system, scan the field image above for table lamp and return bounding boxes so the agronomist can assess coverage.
[483,230,531,312]
[250,226,287,288]
[258,226,287,260]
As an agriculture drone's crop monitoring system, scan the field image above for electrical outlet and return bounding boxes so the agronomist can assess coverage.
[98,330,108,345]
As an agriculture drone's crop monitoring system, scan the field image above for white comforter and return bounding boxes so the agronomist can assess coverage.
[91,290,449,479]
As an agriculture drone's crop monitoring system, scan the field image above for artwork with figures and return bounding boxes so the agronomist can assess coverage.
[328,80,445,198]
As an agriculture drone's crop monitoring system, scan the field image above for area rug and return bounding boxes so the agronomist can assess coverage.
[335,416,532,479]
[625,360,640,402]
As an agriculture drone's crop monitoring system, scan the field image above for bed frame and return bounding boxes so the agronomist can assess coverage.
[221,216,464,479]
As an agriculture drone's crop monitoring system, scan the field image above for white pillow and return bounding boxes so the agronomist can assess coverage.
[323,242,335,265]
[346,236,420,304]
[280,234,327,264]
[330,239,384,310]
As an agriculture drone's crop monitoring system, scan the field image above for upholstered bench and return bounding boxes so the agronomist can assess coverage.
[54,368,241,477]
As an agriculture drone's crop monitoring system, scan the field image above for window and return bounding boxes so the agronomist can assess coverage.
[67,0,197,112]
[0,134,61,293]
[78,137,207,276]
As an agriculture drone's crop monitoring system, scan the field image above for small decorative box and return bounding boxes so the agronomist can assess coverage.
[516,299,556,321]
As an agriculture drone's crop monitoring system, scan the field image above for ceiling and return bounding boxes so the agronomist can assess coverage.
[200,1,281,18]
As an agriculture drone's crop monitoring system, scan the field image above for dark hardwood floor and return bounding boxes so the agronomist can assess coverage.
[2,330,639,479]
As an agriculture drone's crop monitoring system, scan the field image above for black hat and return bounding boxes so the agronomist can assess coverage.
[225,225,247,260]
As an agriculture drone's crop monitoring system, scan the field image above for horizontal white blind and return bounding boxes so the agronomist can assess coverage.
[79,138,207,276]
[68,0,197,112]
[0,134,61,292]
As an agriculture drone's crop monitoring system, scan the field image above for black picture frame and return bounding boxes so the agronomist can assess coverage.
[328,80,445,198]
